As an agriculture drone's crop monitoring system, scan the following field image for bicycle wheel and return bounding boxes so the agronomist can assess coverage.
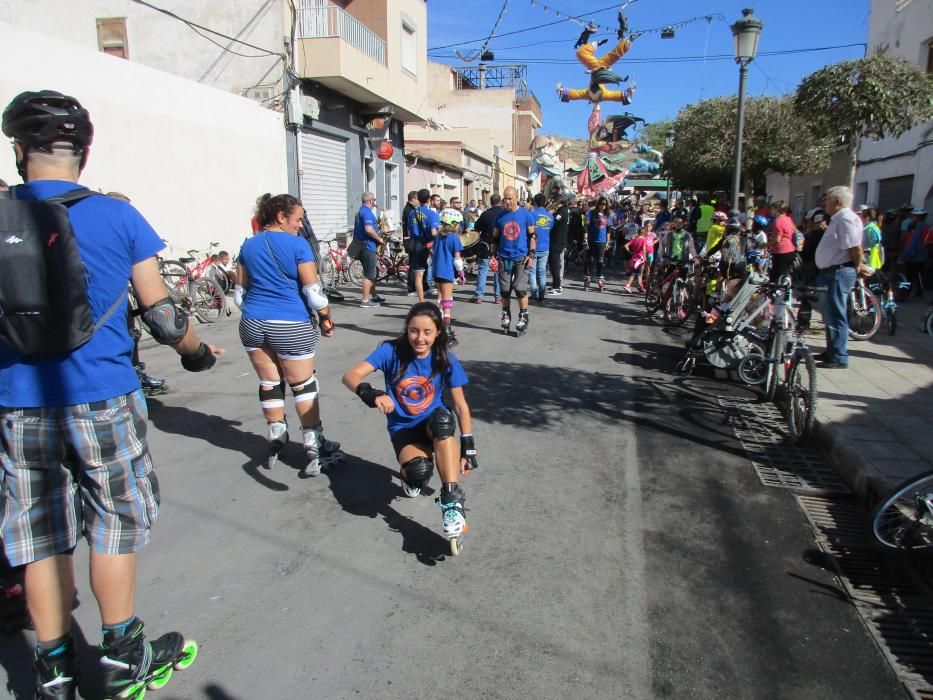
[317,256,336,287]
[193,278,225,323]
[663,280,690,327]
[847,286,882,340]
[160,261,188,303]
[872,471,933,550]
[925,309,933,336]
[764,328,784,402]
[644,268,663,314]
[347,258,364,286]
[785,348,817,444]
[885,305,897,335]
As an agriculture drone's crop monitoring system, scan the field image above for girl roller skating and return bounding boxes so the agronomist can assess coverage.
[342,303,478,556]
[434,208,466,347]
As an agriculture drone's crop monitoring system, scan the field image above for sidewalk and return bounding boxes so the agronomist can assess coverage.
[810,291,933,505]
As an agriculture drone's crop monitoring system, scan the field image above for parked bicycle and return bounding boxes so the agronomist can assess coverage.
[374,233,410,285]
[872,470,933,550]
[847,273,882,340]
[317,238,363,292]
[159,243,228,323]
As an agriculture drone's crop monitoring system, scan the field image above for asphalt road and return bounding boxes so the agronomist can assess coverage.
[1,267,906,699]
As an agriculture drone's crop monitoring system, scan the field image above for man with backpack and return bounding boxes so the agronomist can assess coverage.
[0,90,222,699]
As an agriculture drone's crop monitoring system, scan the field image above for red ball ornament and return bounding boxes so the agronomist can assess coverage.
[377,141,394,160]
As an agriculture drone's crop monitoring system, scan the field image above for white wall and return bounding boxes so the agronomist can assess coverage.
[0,0,284,99]
[0,21,287,256]
[858,0,933,209]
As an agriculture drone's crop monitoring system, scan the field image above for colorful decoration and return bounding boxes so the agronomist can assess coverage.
[377,141,394,160]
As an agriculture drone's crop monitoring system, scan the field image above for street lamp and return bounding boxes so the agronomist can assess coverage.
[665,128,675,149]
[664,128,675,202]
[730,8,763,214]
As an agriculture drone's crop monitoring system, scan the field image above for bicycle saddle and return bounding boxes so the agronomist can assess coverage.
[179,257,195,263]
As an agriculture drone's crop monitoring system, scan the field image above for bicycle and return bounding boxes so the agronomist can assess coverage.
[847,274,882,340]
[737,277,818,444]
[872,470,933,550]
[924,302,933,336]
[159,243,227,323]
[317,238,363,291]
[866,270,898,335]
[564,239,587,267]
[374,233,410,285]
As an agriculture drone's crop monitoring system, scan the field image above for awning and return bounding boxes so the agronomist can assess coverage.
[622,178,669,190]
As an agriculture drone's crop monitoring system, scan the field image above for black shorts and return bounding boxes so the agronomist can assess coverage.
[410,242,430,272]
[359,247,377,281]
[390,421,432,458]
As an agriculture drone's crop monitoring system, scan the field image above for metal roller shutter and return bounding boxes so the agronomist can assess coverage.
[299,129,349,240]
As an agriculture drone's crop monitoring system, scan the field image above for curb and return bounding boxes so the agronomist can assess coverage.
[813,417,889,509]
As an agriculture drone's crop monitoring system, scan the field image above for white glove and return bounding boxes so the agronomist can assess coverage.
[234,285,245,310]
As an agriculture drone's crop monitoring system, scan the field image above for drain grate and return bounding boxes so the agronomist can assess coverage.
[719,397,849,494]
[797,494,933,699]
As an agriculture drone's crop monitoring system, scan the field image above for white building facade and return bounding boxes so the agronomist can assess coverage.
[857,0,933,211]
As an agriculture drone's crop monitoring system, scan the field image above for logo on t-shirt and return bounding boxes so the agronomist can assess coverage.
[536,215,551,228]
[395,376,435,414]
[502,221,522,241]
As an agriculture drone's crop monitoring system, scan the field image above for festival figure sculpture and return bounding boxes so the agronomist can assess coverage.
[557,15,639,104]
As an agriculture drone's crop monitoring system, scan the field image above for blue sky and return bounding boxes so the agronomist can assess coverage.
[427,0,871,139]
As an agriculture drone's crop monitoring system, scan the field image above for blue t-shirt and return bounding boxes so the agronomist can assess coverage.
[0,181,164,407]
[532,208,553,253]
[364,341,469,434]
[432,232,463,281]
[354,205,379,251]
[416,204,439,243]
[495,207,536,259]
[586,210,609,243]
[239,232,313,322]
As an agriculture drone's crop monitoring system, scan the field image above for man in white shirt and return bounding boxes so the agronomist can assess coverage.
[814,185,867,368]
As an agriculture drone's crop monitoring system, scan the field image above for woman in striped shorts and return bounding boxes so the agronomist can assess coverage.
[235,193,341,476]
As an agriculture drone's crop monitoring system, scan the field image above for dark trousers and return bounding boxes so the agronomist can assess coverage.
[548,247,565,289]
[584,243,606,278]
[905,261,926,297]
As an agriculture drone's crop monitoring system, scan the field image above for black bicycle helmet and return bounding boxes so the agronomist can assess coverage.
[2,90,93,152]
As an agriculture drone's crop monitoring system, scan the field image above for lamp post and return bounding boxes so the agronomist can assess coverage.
[730,8,763,214]
[665,128,675,202]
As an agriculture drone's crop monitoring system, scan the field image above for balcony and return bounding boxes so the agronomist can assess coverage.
[294,0,427,122]
[296,1,385,65]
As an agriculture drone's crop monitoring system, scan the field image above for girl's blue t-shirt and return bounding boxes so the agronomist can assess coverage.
[432,233,463,281]
[533,208,553,252]
[240,232,313,322]
[364,342,468,434]
[586,210,609,243]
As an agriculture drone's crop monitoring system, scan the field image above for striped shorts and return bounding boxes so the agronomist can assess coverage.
[0,389,160,566]
[239,318,318,360]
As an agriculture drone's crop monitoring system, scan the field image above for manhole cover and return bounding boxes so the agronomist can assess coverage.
[720,397,849,495]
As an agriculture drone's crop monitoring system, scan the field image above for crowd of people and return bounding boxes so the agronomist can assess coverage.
[2,88,931,700]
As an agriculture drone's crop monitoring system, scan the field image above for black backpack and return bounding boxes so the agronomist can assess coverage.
[0,187,125,355]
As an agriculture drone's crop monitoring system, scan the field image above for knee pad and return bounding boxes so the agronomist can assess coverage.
[289,375,319,404]
[440,298,454,311]
[259,380,286,409]
[427,407,456,440]
[401,456,434,488]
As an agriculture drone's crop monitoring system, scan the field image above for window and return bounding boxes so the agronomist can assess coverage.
[401,17,417,76]
[97,17,128,59]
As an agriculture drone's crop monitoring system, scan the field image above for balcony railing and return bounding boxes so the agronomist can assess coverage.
[297,0,386,66]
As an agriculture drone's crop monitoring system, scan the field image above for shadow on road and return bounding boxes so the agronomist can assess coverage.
[2,620,101,699]
[322,453,450,566]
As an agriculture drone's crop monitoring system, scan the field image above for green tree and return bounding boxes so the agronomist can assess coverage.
[795,53,933,187]
[637,119,675,151]
[665,95,836,196]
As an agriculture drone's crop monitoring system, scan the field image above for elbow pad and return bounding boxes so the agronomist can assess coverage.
[302,282,329,311]
[234,285,245,310]
[454,257,464,273]
[141,297,189,345]
[355,382,387,408]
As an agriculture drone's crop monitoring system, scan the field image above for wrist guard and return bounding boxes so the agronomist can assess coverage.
[180,342,216,372]
[318,310,335,337]
[461,434,478,470]
[356,382,387,408]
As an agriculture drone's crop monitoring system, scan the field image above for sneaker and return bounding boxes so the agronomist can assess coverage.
[426,288,438,298]
[813,352,831,362]
[549,288,563,296]
[360,299,380,308]
[819,360,848,369]
[622,285,634,294]
[469,297,482,304]
[407,291,418,297]
[371,294,386,304]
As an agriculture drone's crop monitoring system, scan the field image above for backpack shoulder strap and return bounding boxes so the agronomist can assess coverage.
[46,188,98,207]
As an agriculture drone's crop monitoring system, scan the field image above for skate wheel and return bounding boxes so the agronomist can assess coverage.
[450,537,463,556]
[174,640,198,670]
[148,666,173,689]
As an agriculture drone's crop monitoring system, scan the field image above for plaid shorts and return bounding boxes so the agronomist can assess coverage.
[0,389,160,566]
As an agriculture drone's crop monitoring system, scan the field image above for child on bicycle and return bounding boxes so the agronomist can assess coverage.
[342,302,478,555]
[434,209,466,347]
